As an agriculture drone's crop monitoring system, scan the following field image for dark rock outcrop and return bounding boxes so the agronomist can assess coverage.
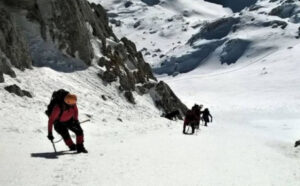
[269,3,298,18]
[98,37,156,92]
[262,20,288,29]
[154,40,226,75]
[0,51,16,78]
[204,0,257,12]
[188,17,239,44]
[99,71,118,84]
[150,81,188,119]
[38,0,116,66]
[220,39,251,65]
[1,0,116,71]
[0,71,4,83]
[0,7,32,81]
[141,0,160,6]
[4,84,32,98]
[124,91,135,104]
[124,1,133,8]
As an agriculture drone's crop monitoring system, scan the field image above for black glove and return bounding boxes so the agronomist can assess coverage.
[47,133,54,141]
[73,120,80,125]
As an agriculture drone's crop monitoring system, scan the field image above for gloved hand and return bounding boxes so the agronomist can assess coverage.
[47,133,54,141]
[73,120,80,125]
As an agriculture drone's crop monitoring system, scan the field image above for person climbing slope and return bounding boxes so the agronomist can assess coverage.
[183,104,201,134]
[46,90,88,153]
[192,104,202,129]
[202,108,213,127]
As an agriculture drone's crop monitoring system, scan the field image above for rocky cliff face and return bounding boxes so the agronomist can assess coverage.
[0,0,187,118]
[0,5,32,79]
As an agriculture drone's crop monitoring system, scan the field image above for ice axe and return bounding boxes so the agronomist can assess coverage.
[51,139,57,154]
[80,119,90,124]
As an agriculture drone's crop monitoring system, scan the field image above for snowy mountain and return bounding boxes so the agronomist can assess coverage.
[154,0,300,76]
[88,0,300,185]
[89,0,232,65]
[96,0,300,76]
[1,0,300,186]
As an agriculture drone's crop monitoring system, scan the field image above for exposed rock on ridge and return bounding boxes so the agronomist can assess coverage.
[0,0,188,118]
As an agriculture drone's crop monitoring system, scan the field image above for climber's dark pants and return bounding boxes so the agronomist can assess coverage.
[183,121,196,134]
[54,119,84,146]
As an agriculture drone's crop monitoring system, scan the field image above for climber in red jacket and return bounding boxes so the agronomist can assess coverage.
[47,93,88,153]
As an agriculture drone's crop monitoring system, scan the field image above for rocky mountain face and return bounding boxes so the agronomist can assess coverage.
[0,4,32,80]
[204,0,257,12]
[0,0,187,117]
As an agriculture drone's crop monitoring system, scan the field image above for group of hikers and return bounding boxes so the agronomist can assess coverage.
[45,89,214,153]
[45,89,299,154]
[183,104,213,134]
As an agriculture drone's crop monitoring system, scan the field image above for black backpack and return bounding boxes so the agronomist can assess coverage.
[45,89,69,117]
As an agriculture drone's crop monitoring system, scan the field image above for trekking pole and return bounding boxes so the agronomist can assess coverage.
[51,140,57,153]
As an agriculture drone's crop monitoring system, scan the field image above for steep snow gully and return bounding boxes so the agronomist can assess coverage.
[1,0,300,186]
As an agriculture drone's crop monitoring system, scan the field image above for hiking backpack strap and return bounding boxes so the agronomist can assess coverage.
[54,105,64,124]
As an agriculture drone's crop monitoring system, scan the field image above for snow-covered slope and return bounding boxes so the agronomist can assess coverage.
[154,0,300,75]
[89,0,232,65]
[1,0,300,186]
[1,51,300,185]
[94,0,300,76]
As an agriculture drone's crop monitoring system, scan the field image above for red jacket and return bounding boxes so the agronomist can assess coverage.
[48,105,78,133]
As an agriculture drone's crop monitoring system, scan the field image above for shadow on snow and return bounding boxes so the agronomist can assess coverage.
[31,151,78,159]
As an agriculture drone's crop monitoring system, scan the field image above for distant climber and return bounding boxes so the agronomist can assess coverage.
[46,89,88,153]
[192,104,202,129]
[183,104,201,134]
[295,140,300,148]
[202,108,213,127]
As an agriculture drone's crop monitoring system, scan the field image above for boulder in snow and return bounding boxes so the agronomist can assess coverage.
[262,20,288,29]
[133,21,141,28]
[124,1,133,8]
[110,19,121,27]
[269,3,298,18]
[150,81,188,119]
[4,84,32,98]
[141,0,160,6]
[220,39,251,65]
[124,91,135,104]
[99,71,118,84]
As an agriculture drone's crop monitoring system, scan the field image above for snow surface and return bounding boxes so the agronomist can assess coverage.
[1,0,300,185]
[1,48,300,185]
